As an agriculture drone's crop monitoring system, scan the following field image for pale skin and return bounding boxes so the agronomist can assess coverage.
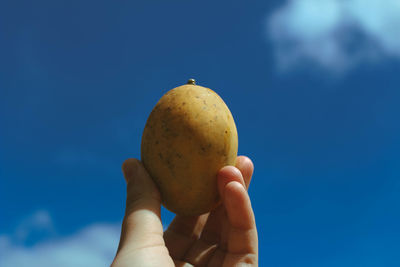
[111,156,258,266]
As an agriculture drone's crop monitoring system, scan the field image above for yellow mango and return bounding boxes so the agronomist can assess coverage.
[141,79,238,216]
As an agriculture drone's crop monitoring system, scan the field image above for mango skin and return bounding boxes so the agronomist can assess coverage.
[141,84,238,216]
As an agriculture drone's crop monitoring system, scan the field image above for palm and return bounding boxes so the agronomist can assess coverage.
[165,209,257,266]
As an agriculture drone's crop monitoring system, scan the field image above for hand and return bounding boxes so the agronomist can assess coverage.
[111,156,258,267]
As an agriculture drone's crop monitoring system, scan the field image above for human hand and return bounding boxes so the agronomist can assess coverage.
[111,156,258,267]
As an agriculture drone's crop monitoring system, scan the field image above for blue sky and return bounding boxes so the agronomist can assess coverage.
[1,0,400,266]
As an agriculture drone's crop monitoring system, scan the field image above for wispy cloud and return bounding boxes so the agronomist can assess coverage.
[14,210,55,243]
[0,211,120,267]
[267,0,400,74]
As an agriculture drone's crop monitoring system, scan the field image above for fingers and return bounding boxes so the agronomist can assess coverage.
[185,156,253,248]
[217,166,247,200]
[215,165,250,252]
[222,181,255,231]
[218,169,258,256]
[179,157,255,265]
[117,158,165,252]
[235,156,254,189]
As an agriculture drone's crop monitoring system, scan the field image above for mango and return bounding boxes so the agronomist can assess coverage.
[141,79,238,216]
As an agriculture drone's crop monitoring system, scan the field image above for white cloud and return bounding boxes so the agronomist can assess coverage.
[0,211,120,267]
[268,0,400,73]
[14,210,54,242]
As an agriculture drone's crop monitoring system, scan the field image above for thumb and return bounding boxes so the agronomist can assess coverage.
[117,158,164,252]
